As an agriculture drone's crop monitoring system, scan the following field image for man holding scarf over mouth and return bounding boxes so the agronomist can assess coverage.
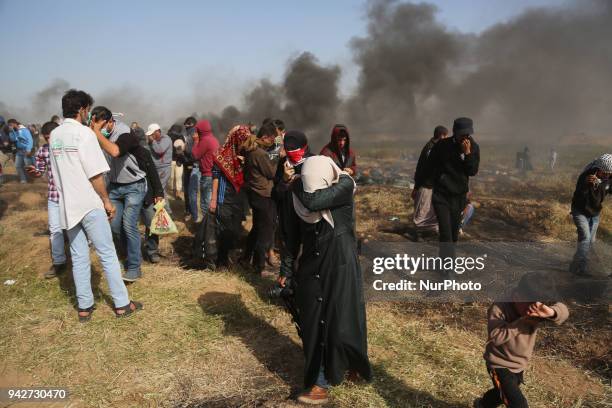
[272,130,312,283]
[426,117,480,264]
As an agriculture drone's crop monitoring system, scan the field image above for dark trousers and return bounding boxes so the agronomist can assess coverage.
[209,183,242,267]
[182,165,193,213]
[481,367,528,408]
[244,190,275,271]
[432,190,466,259]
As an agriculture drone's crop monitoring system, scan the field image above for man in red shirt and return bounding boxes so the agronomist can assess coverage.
[192,120,220,223]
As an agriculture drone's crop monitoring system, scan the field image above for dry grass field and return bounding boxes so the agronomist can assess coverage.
[0,143,610,407]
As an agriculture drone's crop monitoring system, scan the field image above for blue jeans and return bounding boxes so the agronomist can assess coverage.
[141,203,159,258]
[157,166,172,214]
[48,200,66,265]
[189,167,201,220]
[66,209,130,309]
[109,180,147,279]
[15,151,33,183]
[571,212,600,274]
[200,175,213,222]
[316,364,329,389]
[461,203,475,228]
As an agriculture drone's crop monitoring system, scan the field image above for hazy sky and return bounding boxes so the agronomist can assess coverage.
[0,0,566,111]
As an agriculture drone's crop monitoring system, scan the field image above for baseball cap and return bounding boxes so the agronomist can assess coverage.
[145,123,161,136]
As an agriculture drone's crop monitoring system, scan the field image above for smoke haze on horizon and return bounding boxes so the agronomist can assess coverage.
[1,0,611,146]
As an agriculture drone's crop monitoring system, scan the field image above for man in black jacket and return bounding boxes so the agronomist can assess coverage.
[569,154,612,275]
[426,117,480,263]
[411,125,448,239]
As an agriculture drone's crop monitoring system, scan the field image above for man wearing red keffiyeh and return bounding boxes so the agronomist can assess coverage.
[205,125,257,268]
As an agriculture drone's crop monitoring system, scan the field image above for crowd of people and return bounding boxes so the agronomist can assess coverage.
[0,88,610,407]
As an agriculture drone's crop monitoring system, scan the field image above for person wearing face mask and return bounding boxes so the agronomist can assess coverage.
[91,106,163,282]
[425,117,480,264]
[272,130,312,284]
[49,89,141,322]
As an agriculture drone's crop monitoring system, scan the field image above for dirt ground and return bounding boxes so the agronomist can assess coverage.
[0,146,610,408]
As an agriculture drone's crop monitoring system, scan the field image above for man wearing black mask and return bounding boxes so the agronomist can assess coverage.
[426,117,480,265]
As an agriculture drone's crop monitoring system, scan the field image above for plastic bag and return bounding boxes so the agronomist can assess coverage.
[150,199,178,235]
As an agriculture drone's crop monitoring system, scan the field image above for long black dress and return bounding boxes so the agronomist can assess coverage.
[290,174,372,388]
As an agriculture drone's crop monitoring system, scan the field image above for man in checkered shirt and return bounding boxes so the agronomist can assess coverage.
[26,121,67,278]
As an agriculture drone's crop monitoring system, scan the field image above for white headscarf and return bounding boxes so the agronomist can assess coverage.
[292,155,355,228]
[583,154,612,173]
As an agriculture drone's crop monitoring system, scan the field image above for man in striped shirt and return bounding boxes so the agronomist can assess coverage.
[26,121,67,278]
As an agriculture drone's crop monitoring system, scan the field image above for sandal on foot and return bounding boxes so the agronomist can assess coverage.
[114,300,143,318]
[78,305,96,323]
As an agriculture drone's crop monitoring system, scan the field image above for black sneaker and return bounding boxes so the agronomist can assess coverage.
[147,253,161,264]
[44,264,66,279]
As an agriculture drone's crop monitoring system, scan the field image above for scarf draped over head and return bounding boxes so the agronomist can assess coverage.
[292,155,355,228]
[213,125,255,192]
[583,154,612,174]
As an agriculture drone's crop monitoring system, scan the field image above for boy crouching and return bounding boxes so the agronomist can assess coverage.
[475,273,569,408]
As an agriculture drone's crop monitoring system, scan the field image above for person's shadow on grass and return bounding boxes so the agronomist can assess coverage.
[197,291,467,408]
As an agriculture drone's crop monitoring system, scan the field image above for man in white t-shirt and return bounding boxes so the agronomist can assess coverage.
[50,89,142,322]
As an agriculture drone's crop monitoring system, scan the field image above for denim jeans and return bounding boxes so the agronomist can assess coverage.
[188,167,201,220]
[47,200,66,265]
[141,203,159,258]
[157,166,172,214]
[200,175,213,222]
[460,203,475,228]
[66,209,130,309]
[571,212,600,274]
[15,151,33,183]
[316,364,329,389]
[109,180,147,279]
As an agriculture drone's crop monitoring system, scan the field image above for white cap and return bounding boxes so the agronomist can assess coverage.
[145,123,161,136]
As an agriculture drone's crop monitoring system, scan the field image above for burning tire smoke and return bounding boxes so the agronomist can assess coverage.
[2,0,611,144]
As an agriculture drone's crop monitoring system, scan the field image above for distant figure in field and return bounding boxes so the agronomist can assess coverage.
[549,148,558,170]
[515,147,533,172]
[7,118,34,183]
[411,125,448,239]
[569,154,612,275]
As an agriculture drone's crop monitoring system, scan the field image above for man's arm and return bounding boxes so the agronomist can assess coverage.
[89,173,115,220]
[91,119,121,157]
[462,139,480,176]
[292,175,355,212]
[141,148,164,200]
[487,304,537,347]
[24,129,34,153]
